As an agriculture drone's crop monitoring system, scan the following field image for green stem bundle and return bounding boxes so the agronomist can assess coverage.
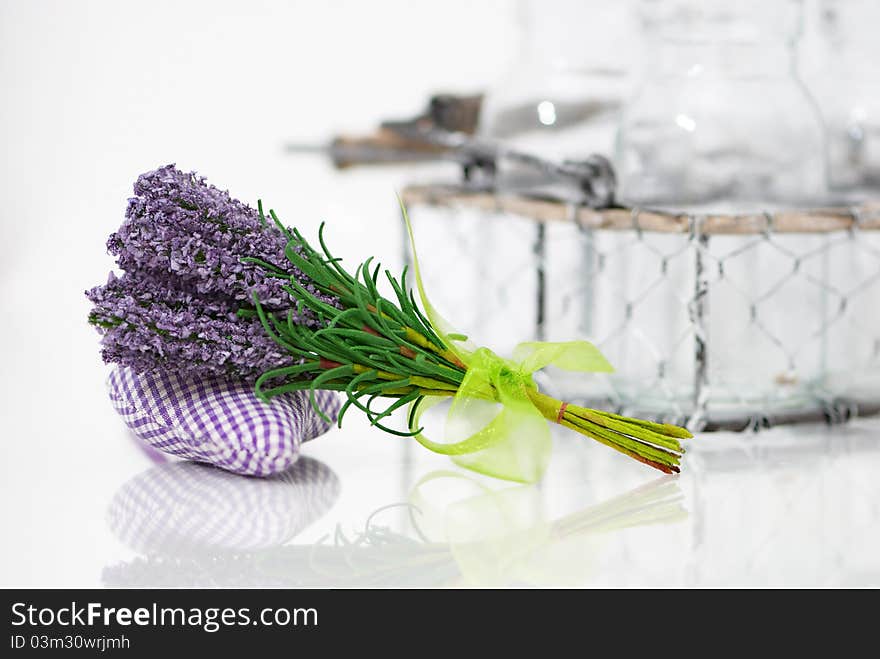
[244,208,691,473]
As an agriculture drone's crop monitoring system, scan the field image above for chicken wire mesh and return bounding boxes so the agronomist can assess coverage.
[400,188,880,431]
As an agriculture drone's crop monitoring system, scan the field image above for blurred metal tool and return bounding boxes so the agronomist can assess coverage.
[400,125,617,208]
[285,130,451,169]
[285,92,617,208]
[284,93,482,168]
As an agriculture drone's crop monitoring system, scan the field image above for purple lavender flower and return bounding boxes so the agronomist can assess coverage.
[86,164,342,381]
[87,271,295,381]
[108,164,334,312]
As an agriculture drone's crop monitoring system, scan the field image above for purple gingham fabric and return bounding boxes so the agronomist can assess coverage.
[106,457,340,556]
[108,366,340,476]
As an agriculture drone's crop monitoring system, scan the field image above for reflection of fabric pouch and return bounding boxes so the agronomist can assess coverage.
[106,457,341,557]
[107,366,340,476]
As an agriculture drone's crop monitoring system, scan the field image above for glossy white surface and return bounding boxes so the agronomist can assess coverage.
[4,396,880,587]
[108,420,880,587]
[2,0,879,588]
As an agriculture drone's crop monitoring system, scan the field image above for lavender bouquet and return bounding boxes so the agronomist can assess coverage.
[88,165,691,483]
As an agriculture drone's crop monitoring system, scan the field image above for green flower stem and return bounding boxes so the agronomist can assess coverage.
[249,211,693,472]
[525,389,686,474]
[345,363,460,392]
[400,326,467,370]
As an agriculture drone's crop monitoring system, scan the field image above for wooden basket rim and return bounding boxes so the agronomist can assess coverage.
[401,184,880,235]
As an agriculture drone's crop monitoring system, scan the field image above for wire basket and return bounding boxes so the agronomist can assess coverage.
[401,185,880,431]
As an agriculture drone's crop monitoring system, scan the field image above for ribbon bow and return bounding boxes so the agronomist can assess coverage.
[402,200,613,483]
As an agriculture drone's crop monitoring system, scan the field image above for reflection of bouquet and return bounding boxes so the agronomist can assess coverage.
[103,464,685,588]
[87,165,691,482]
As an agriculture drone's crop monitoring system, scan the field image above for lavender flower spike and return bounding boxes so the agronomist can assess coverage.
[87,271,294,381]
[109,164,335,316]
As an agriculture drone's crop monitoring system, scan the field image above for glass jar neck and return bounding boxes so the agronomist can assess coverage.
[516,0,589,69]
[636,0,804,78]
[515,0,634,75]
[648,41,796,78]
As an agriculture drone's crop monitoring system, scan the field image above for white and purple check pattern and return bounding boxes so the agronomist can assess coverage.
[106,457,341,556]
[108,366,340,476]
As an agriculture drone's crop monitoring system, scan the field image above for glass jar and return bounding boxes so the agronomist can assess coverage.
[479,0,636,166]
[460,0,638,355]
[616,0,827,212]
[804,0,880,196]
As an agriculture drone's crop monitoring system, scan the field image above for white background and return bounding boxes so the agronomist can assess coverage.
[1,0,879,587]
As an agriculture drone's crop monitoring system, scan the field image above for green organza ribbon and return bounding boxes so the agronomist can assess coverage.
[402,200,613,483]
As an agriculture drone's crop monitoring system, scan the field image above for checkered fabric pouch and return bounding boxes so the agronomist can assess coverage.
[108,366,340,476]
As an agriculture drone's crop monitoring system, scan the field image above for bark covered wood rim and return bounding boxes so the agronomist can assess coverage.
[401,184,880,235]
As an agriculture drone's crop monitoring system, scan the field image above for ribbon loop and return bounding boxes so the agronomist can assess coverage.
[411,346,551,483]
[408,341,615,482]
[513,340,614,375]
[401,198,613,483]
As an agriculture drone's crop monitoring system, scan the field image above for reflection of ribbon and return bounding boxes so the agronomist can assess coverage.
[403,200,614,483]
[406,470,687,586]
